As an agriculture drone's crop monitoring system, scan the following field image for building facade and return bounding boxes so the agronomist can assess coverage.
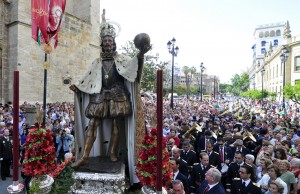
[249,22,285,90]
[0,0,100,103]
[179,70,220,97]
[250,21,300,104]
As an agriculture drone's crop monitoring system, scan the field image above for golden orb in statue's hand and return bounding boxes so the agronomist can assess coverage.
[134,33,150,50]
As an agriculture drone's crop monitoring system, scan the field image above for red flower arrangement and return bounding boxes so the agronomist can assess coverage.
[136,128,173,188]
[22,123,57,177]
[50,156,74,179]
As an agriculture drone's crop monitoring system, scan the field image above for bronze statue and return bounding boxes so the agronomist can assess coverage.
[70,10,151,168]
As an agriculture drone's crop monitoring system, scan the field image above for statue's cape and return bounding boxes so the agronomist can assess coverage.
[74,54,138,94]
[73,55,144,185]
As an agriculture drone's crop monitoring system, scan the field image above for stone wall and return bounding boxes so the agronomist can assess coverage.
[0,1,10,103]
[3,0,100,104]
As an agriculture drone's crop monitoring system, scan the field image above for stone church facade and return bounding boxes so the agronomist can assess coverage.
[0,0,100,103]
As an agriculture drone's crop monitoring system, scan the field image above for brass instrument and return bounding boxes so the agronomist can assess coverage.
[213,125,224,137]
[242,128,257,142]
[182,122,204,141]
[223,134,243,142]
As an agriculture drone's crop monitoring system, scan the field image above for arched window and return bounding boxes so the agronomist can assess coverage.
[276,30,281,36]
[270,30,275,37]
[265,31,269,37]
[259,32,264,38]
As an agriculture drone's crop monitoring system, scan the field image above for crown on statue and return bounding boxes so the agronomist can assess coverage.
[99,9,117,39]
[100,23,116,38]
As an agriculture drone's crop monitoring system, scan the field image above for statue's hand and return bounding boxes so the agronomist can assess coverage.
[69,84,78,92]
[138,44,152,58]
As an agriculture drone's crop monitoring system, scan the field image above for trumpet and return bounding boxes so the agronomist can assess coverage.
[242,128,256,142]
[182,122,204,141]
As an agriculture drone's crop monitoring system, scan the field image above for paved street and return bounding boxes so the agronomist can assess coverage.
[0,168,26,194]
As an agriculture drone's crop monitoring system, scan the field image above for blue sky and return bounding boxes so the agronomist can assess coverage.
[100,0,300,83]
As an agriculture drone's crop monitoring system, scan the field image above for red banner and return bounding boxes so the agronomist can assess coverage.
[31,0,66,48]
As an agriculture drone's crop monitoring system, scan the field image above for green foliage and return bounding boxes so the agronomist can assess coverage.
[241,89,269,99]
[283,82,300,104]
[50,163,74,194]
[228,72,250,95]
[182,66,198,98]
[269,92,277,102]
[219,83,231,94]
[29,180,40,194]
[119,41,168,92]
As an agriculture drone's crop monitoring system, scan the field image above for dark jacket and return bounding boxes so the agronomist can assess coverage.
[213,144,233,163]
[175,172,190,194]
[231,178,262,194]
[0,136,13,159]
[180,149,197,167]
[189,163,213,191]
[178,157,189,177]
[195,180,226,194]
[207,151,221,170]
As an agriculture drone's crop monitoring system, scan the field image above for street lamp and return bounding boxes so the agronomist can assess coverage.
[167,38,179,109]
[280,45,289,109]
[200,62,205,101]
[261,66,265,107]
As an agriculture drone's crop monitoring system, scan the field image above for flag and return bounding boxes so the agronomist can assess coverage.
[31,0,66,48]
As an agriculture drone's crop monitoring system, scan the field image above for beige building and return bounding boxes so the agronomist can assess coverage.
[0,0,100,103]
[179,71,220,96]
[253,21,300,103]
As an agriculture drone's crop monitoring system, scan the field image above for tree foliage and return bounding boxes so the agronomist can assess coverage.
[240,89,272,100]
[283,82,300,104]
[219,83,231,94]
[182,66,197,99]
[119,41,167,92]
[226,72,250,95]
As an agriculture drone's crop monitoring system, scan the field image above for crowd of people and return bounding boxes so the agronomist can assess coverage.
[1,95,300,194]
[143,95,300,194]
[0,101,75,183]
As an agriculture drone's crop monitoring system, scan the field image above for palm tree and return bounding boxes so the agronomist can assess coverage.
[182,66,190,99]
[182,66,197,99]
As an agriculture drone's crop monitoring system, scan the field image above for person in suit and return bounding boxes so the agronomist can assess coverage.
[213,137,233,164]
[189,152,213,193]
[170,158,190,194]
[172,147,189,177]
[213,136,233,187]
[197,130,214,153]
[205,140,221,170]
[226,151,246,192]
[230,164,262,194]
[195,168,225,194]
[230,139,250,160]
[180,141,197,167]
[0,129,13,180]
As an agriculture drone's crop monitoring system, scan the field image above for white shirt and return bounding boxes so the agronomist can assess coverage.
[256,174,288,194]
[242,179,251,187]
[208,182,218,190]
[173,171,179,180]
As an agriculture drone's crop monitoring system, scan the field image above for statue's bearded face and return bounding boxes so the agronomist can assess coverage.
[102,36,114,53]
